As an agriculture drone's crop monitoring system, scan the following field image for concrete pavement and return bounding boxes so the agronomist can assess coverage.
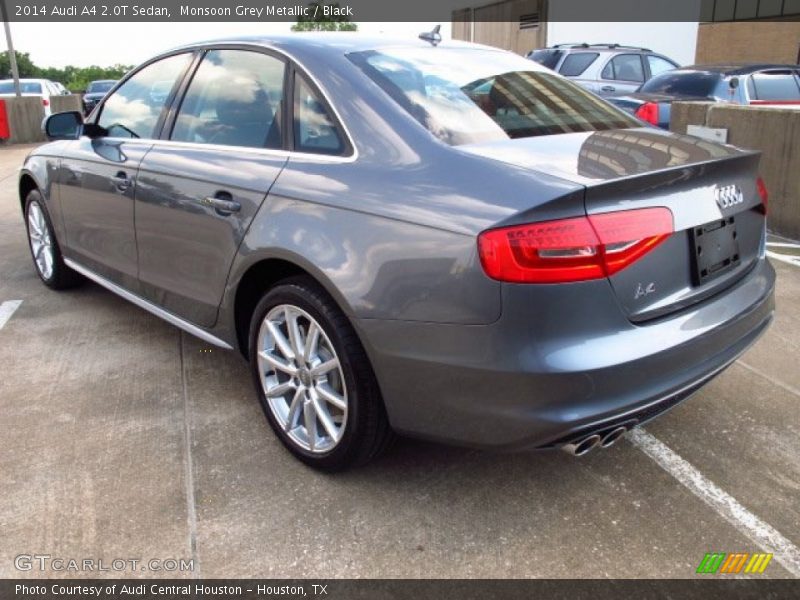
[0,144,798,579]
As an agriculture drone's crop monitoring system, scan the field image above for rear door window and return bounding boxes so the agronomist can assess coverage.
[748,71,800,101]
[601,54,645,83]
[558,53,599,77]
[171,49,286,149]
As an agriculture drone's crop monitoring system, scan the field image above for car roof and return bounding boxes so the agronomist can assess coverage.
[673,64,800,76]
[543,43,653,52]
[166,32,503,57]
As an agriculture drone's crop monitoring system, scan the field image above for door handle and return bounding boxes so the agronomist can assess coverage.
[601,85,616,93]
[201,192,241,215]
[112,171,132,192]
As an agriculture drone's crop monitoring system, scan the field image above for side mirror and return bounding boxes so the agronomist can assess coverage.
[43,111,83,140]
[729,77,740,90]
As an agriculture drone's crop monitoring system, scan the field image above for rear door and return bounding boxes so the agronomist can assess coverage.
[133,48,289,327]
[57,52,193,289]
[598,54,646,96]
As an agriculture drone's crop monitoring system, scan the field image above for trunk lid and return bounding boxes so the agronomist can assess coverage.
[460,128,765,321]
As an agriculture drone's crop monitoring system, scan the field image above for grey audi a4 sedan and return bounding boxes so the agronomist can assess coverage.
[21,34,775,470]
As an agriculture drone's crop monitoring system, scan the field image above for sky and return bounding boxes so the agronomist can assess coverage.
[4,22,452,68]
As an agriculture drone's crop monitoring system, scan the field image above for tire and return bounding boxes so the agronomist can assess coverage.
[248,276,394,471]
[24,189,82,290]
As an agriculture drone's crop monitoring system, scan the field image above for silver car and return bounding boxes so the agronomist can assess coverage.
[528,43,680,97]
[22,34,773,471]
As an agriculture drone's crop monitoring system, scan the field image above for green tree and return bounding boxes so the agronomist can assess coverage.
[292,2,357,32]
[0,51,132,92]
[0,50,38,78]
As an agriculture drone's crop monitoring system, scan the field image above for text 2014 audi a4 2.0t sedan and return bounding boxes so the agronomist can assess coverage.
[21,34,774,470]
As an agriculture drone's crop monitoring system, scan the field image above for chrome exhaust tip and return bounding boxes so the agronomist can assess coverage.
[600,426,627,448]
[562,434,602,456]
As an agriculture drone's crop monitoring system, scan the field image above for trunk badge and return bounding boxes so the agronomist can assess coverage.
[715,185,744,210]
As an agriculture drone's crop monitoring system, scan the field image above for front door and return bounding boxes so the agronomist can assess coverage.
[58,52,193,289]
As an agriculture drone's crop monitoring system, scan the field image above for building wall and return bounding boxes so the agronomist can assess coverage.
[696,21,800,64]
[453,0,547,55]
[546,22,699,66]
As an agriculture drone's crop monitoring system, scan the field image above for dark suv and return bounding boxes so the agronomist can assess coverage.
[528,43,680,97]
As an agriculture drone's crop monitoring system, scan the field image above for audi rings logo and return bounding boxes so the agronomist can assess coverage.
[715,185,744,210]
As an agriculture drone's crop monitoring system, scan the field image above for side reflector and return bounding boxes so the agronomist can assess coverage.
[634,102,659,125]
[478,207,674,283]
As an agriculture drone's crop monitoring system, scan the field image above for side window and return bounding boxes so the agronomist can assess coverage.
[602,54,645,83]
[647,55,678,78]
[749,71,800,101]
[558,53,599,77]
[171,50,286,149]
[98,53,190,139]
[293,73,345,155]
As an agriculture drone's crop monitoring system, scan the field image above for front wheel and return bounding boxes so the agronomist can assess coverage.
[248,277,393,471]
[24,190,82,290]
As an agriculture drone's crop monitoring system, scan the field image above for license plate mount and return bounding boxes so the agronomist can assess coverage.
[690,216,740,285]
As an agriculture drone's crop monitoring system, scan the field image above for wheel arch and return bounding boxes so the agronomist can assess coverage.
[19,171,41,215]
[231,252,358,358]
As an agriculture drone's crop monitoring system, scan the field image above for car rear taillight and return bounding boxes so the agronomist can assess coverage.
[478,207,674,283]
[634,102,659,125]
[42,98,49,106]
[756,176,768,215]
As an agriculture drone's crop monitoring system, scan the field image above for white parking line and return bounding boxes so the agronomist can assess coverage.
[767,251,800,267]
[628,427,800,577]
[0,300,22,330]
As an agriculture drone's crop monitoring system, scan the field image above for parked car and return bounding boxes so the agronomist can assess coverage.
[527,43,680,97]
[608,64,800,128]
[52,81,70,96]
[0,78,62,115]
[22,35,774,470]
[82,79,117,114]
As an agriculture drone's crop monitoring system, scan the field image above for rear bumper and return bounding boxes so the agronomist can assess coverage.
[355,258,775,449]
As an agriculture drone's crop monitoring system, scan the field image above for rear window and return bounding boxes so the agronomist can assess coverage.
[558,53,599,77]
[748,71,800,101]
[87,81,116,93]
[348,48,640,146]
[528,49,564,70]
[639,71,720,96]
[0,81,42,94]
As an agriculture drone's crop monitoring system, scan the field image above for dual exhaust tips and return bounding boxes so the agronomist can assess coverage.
[561,426,629,456]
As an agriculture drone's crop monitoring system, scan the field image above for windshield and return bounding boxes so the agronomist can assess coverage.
[529,49,564,70]
[0,81,43,94]
[348,47,639,146]
[639,71,719,97]
[87,81,116,93]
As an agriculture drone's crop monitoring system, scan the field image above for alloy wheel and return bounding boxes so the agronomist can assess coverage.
[256,304,348,453]
[27,201,54,280]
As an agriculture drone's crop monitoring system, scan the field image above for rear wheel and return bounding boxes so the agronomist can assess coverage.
[248,277,393,471]
[24,190,82,290]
